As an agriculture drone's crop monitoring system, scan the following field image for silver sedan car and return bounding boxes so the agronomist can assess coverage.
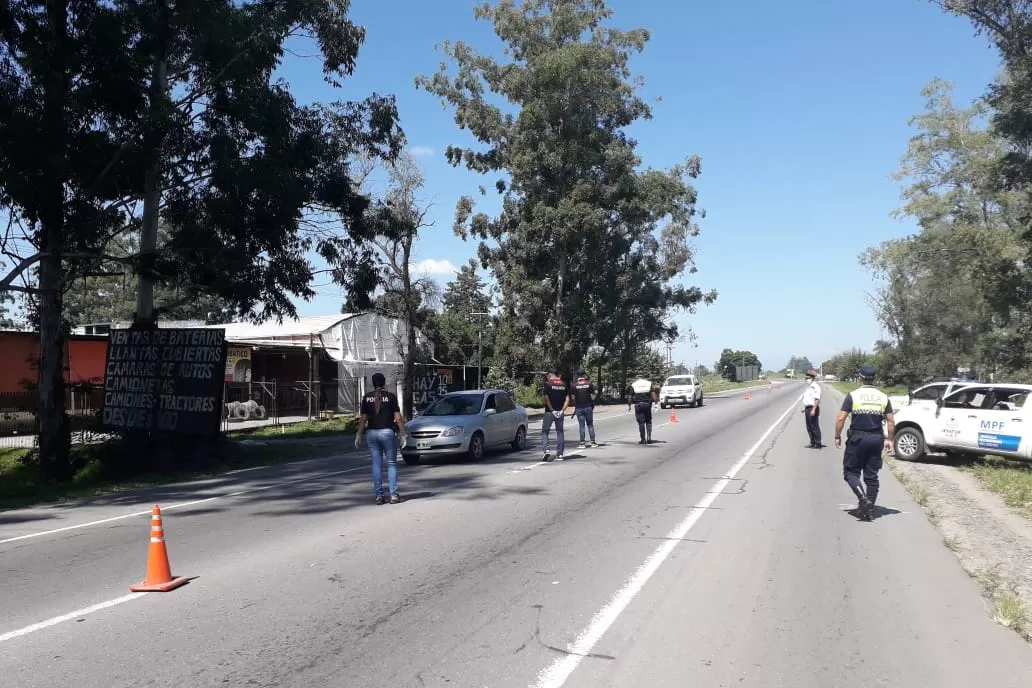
[402,389,529,465]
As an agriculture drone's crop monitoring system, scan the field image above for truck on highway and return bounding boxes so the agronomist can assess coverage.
[891,381,1032,463]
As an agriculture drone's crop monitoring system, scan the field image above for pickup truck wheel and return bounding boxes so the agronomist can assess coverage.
[697,394,703,407]
[893,427,926,462]
[660,403,668,410]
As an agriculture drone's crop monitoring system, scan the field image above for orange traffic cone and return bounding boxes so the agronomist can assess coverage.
[670,407,679,423]
[129,505,189,593]
[744,391,751,400]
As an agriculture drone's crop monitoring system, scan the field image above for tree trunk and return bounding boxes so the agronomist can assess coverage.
[37,0,72,483]
[402,238,415,420]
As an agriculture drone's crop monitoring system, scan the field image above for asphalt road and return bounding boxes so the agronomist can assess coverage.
[3,380,1031,687]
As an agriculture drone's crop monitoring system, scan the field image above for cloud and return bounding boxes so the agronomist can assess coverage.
[408,145,435,158]
[410,258,458,276]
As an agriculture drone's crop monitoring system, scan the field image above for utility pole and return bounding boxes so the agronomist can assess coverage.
[472,311,489,389]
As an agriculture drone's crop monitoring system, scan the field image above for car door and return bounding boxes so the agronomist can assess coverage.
[482,393,503,445]
[931,387,989,452]
[493,392,518,444]
[971,387,1029,459]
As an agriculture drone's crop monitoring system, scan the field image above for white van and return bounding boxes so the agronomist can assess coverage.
[892,383,1032,463]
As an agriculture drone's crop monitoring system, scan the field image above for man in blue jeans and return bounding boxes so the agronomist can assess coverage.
[541,370,569,461]
[355,372,408,505]
[572,371,597,449]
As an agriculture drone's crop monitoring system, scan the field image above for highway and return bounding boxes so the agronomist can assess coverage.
[3,380,1032,687]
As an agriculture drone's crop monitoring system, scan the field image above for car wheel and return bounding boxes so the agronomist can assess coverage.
[893,427,926,462]
[660,403,668,410]
[467,431,485,461]
[403,454,421,466]
[697,394,703,407]
[511,425,527,451]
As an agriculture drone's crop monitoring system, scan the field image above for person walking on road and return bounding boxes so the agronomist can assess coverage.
[627,377,658,444]
[834,366,895,521]
[572,371,598,449]
[355,372,407,505]
[803,369,824,448]
[541,369,569,461]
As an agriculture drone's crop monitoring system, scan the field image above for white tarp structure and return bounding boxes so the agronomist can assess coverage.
[207,312,431,412]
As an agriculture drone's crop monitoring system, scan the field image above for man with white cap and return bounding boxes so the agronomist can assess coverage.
[802,369,823,449]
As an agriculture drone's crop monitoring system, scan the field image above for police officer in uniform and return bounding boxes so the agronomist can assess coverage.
[803,369,823,448]
[541,369,569,461]
[627,377,658,444]
[572,371,597,449]
[356,372,408,505]
[834,366,895,521]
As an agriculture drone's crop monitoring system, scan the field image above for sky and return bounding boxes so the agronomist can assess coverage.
[277,0,1003,373]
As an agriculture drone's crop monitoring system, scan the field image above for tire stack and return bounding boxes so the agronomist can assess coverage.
[224,399,268,422]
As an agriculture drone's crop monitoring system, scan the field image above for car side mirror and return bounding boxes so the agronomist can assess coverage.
[484,408,497,416]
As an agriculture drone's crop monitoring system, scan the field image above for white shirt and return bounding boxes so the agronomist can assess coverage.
[803,380,821,406]
[630,379,653,394]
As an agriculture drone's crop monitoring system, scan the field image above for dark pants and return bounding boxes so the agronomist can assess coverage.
[575,406,596,443]
[843,433,884,503]
[804,405,821,446]
[541,412,565,456]
[634,402,653,441]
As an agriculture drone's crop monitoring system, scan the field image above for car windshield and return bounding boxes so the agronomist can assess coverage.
[665,377,692,386]
[422,394,484,416]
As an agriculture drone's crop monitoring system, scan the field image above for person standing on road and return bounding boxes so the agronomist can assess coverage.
[834,366,895,521]
[627,377,658,444]
[803,369,824,448]
[541,369,569,461]
[355,372,407,505]
[571,371,598,449]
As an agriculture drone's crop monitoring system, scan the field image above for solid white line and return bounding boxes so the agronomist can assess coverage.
[0,466,368,546]
[0,593,143,644]
[531,393,803,688]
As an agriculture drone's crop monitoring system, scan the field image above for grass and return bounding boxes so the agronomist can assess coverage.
[966,458,1032,520]
[699,376,774,393]
[944,535,962,552]
[976,566,1031,639]
[831,381,908,397]
[0,432,344,511]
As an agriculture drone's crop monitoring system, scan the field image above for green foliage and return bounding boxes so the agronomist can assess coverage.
[433,260,496,366]
[858,77,1026,385]
[514,383,546,409]
[716,348,762,378]
[785,355,813,374]
[416,0,713,377]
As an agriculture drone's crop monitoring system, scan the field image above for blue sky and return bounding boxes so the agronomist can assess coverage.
[281,0,1002,373]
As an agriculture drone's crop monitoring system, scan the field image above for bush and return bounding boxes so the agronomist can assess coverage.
[515,383,545,408]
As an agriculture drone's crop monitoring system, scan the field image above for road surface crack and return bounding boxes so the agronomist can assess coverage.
[531,604,615,661]
[723,479,749,495]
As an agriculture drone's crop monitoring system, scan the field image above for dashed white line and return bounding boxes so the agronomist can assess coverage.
[0,465,368,546]
[0,593,143,645]
[531,394,803,688]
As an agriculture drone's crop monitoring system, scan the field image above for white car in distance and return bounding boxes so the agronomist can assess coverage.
[659,375,703,409]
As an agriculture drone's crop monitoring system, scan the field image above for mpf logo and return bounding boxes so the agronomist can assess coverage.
[981,419,1006,431]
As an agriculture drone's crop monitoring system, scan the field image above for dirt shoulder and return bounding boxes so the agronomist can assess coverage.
[825,385,1032,639]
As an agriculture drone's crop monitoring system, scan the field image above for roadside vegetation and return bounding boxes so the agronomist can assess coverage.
[831,381,908,397]
[966,458,1032,520]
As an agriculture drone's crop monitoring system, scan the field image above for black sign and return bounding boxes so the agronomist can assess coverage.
[101,328,227,435]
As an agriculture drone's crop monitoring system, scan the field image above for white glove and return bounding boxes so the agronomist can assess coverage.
[399,435,408,449]
[354,434,362,449]
[552,410,563,419]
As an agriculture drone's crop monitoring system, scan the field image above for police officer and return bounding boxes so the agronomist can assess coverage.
[355,372,408,505]
[627,377,658,444]
[803,369,823,448]
[834,366,895,521]
[541,369,569,461]
[571,371,597,449]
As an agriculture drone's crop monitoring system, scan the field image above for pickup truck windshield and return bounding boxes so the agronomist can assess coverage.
[665,377,693,386]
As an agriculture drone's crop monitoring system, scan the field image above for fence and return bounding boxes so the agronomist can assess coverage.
[0,384,108,449]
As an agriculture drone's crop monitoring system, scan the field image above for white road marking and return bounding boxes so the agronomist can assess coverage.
[0,466,368,546]
[0,593,143,645]
[531,394,803,688]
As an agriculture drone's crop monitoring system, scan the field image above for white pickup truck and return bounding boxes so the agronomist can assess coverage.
[659,375,703,409]
[892,382,1032,463]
